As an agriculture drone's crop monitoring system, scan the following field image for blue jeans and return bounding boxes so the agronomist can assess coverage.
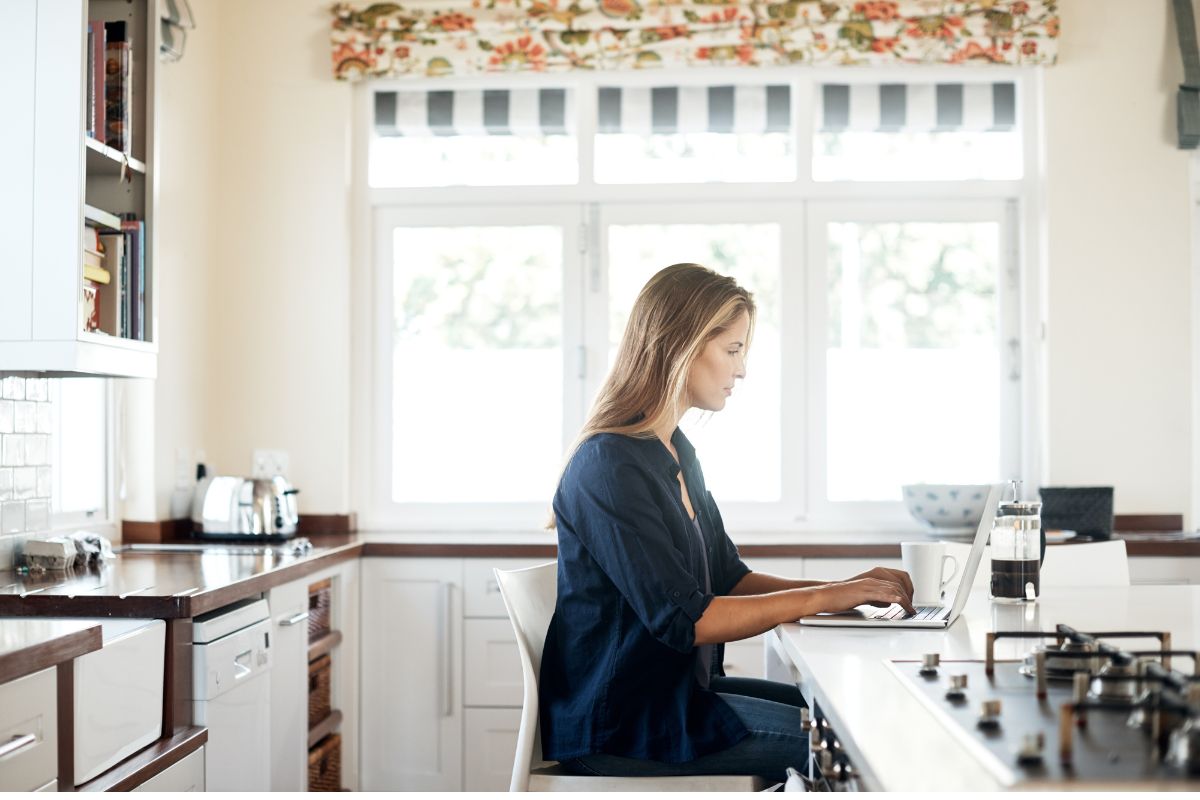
[563,677,808,784]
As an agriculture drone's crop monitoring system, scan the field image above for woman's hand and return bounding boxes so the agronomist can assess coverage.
[816,576,916,615]
[849,566,914,602]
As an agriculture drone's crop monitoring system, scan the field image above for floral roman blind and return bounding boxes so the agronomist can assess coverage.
[331,0,1058,80]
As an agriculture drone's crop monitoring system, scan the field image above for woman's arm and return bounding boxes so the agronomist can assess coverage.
[726,571,827,594]
[693,575,916,646]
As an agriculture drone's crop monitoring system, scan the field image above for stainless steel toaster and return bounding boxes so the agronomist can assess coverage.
[191,475,301,539]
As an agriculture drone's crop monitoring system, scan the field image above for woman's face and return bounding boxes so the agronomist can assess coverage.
[686,310,749,412]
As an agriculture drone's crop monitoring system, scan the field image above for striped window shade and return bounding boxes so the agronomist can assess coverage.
[598,85,790,135]
[373,88,574,136]
[819,83,1016,134]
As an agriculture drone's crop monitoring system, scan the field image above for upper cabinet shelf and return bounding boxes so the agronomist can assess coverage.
[0,0,159,379]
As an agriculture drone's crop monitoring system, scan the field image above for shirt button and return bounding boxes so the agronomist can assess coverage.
[672,590,681,598]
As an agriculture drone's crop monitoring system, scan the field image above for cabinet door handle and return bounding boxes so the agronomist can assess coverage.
[0,733,37,759]
[438,581,453,718]
[281,611,310,627]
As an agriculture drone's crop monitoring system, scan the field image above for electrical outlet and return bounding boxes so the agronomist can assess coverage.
[252,449,290,479]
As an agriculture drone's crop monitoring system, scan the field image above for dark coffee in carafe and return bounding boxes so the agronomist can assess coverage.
[990,558,1040,600]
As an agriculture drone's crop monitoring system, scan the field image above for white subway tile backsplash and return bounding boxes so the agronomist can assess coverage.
[0,376,56,538]
[14,467,35,500]
[24,500,48,531]
[2,377,24,401]
[25,379,47,402]
[13,402,35,433]
[24,435,47,467]
[1,501,25,534]
[2,436,22,467]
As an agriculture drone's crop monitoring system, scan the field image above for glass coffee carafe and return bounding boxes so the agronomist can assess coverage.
[990,481,1042,602]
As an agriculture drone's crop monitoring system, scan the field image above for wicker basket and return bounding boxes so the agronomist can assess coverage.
[308,653,332,728]
[308,578,332,641]
[308,733,341,792]
[1039,486,1114,540]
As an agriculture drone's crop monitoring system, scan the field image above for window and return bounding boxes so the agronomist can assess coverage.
[49,378,110,525]
[361,71,1035,531]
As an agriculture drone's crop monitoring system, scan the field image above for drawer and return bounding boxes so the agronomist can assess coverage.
[464,558,554,619]
[0,667,57,792]
[464,708,521,791]
[134,746,205,792]
[463,618,523,707]
[721,635,765,679]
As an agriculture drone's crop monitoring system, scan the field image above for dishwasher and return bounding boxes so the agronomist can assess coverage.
[190,597,273,792]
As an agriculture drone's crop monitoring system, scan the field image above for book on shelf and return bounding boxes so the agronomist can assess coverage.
[86,21,106,140]
[81,279,101,333]
[97,232,126,339]
[121,217,146,341]
[104,20,132,155]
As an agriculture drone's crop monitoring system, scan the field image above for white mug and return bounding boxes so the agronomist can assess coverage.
[901,542,959,606]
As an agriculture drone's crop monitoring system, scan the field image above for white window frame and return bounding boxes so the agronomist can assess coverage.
[48,378,117,535]
[352,66,1044,534]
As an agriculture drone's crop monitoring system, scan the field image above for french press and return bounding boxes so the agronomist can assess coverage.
[990,480,1044,602]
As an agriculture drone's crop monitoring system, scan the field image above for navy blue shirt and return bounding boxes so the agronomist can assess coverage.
[539,429,752,764]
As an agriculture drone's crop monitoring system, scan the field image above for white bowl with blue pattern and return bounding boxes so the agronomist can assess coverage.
[902,484,991,536]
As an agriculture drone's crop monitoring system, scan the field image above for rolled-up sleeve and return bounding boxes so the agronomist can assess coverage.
[707,490,751,596]
[557,453,711,654]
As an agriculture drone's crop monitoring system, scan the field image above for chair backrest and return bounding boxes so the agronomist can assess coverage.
[1040,539,1130,587]
[494,562,558,792]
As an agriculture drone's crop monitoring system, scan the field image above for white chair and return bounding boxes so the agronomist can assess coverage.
[494,562,765,792]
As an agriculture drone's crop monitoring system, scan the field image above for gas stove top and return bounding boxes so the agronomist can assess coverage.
[885,624,1200,788]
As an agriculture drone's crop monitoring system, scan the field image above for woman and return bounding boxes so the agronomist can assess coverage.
[539,263,915,783]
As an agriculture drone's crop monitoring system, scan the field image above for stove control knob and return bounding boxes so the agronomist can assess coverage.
[977,699,1002,729]
[1016,732,1045,766]
[919,653,941,676]
[945,673,968,700]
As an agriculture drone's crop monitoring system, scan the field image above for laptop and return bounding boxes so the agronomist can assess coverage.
[798,483,1002,629]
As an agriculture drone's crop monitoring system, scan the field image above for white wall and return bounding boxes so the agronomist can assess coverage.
[1042,0,1194,519]
[142,1,1195,522]
[201,0,353,514]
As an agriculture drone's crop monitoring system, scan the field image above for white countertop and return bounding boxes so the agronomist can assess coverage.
[771,585,1200,791]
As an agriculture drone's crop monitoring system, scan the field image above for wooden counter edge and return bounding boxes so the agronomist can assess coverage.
[75,726,208,792]
[0,625,101,686]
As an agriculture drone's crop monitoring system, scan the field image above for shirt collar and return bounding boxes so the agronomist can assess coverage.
[636,427,697,480]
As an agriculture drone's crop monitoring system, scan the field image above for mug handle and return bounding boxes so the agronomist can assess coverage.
[939,555,959,594]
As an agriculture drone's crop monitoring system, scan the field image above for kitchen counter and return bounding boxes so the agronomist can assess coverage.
[0,530,1194,619]
[770,585,1200,791]
[0,617,101,684]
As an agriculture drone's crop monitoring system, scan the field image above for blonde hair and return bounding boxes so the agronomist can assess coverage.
[547,263,755,528]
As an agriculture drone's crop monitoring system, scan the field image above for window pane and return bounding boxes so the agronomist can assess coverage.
[814,131,1021,182]
[50,378,107,517]
[606,224,781,501]
[390,226,563,502]
[370,135,577,188]
[826,222,1001,502]
[596,133,794,184]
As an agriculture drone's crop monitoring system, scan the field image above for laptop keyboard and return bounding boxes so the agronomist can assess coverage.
[874,604,943,621]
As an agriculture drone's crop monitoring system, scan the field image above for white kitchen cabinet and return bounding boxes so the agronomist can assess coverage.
[1129,556,1200,585]
[0,667,57,792]
[267,577,309,791]
[132,746,205,791]
[1,0,159,377]
[361,558,463,791]
[463,618,523,707]
[268,559,361,791]
[463,708,522,792]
